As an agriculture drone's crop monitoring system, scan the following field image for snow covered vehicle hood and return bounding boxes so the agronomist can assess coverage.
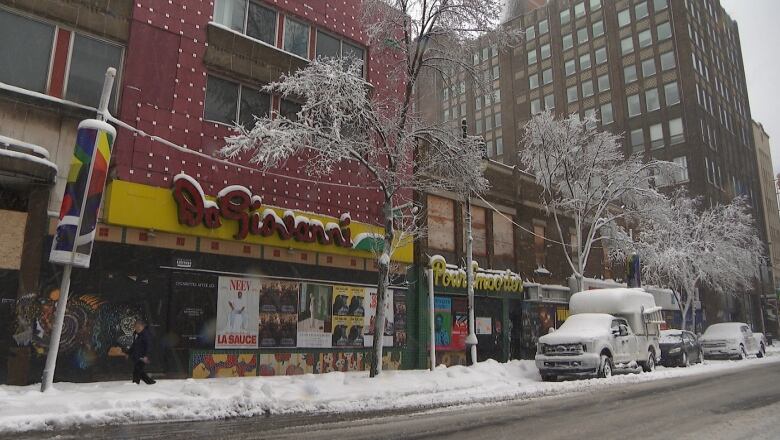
[538,313,615,344]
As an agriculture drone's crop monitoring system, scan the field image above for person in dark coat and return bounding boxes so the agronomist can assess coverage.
[127,319,156,384]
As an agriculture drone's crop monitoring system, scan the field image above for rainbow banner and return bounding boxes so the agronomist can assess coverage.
[50,119,116,268]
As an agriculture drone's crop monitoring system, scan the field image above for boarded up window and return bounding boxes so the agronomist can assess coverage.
[492,212,514,257]
[427,195,455,251]
[0,209,27,270]
[534,224,546,267]
[472,206,487,256]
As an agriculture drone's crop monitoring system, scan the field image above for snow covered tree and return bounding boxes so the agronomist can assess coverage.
[221,0,516,376]
[518,111,671,292]
[608,192,764,331]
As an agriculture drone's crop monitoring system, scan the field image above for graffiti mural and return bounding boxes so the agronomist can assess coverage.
[258,353,316,376]
[191,352,257,378]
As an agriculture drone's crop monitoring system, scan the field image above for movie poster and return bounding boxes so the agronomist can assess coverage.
[170,272,217,348]
[434,296,453,350]
[451,297,468,350]
[215,276,261,349]
[297,283,333,348]
[475,317,492,334]
[394,291,407,348]
[364,288,394,347]
[332,285,365,347]
[258,280,299,347]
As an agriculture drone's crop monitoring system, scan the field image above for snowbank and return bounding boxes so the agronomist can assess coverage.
[2,351,780,433]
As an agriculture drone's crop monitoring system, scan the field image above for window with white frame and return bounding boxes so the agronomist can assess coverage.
[598,73,610,92]
[582,80,594,97]
[624,65,638,83]
[579,53,592,70]
[595,46,607,64]
[618,9,631,27]
[646,88,660,112]
[628,94,641,117]
[529,73,539,89]
[669,117,685,144]
[214,0,277,45]
[565,59,576,76]
[650,123,664,149]
[567,85,578,103]
[631,128,645,152]
[592,20,604,38]
[660,50,676,70]
[563,33,574,50]
[664,82,680,105]
[621,36,634,55]
[600,102,614,125]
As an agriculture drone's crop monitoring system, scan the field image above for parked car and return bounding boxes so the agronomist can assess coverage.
[535,288,664,381]
[659,329,703,367]
[753,332,767,358]
[700,322,759,360]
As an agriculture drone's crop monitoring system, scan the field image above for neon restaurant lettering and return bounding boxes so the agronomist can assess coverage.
[172,173,352,247]
[430,256,524,292]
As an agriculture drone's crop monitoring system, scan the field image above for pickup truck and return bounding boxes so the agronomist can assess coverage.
[535,288,663,381]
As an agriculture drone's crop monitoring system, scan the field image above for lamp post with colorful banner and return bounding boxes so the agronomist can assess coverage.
[41,68,117,392]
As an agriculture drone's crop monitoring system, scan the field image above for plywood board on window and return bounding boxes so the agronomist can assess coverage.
[427,195,455,252]
[0,210,27,270]
[493,212,514,257]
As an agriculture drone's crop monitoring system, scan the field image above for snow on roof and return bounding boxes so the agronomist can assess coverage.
[569,288,658,315]
[0,136,58,173]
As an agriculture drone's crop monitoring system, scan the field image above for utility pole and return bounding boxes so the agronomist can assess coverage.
[462,119,478,365]
[41,68,116,392]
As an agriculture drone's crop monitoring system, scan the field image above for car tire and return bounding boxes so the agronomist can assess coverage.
[757,344,765,358]
[598,355,613,379]
[698,349,705,364]
[641,351,656,372]
[541,374,557,382]
[681,351,690,367]
[738,344,746,360]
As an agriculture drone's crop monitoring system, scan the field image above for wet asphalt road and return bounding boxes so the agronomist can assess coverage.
[12,361,780,440]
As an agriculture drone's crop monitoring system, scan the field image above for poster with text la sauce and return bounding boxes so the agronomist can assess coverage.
[216,276,260,349]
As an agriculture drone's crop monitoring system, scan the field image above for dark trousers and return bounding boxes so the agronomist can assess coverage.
[133,360,155,384]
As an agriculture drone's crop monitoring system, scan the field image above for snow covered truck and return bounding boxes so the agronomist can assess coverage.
[535,288,664,381]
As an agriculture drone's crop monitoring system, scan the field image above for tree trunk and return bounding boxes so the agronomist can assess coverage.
[680,288,694,331]
[370,197,394,378]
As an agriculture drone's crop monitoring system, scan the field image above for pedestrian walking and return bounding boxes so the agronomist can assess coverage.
[127,319,156,385]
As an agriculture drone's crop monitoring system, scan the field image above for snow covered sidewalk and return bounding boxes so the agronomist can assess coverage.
[3,349,780,434]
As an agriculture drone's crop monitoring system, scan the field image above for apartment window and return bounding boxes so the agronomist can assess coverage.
[595,47,607,64]
[621,37,634,55]
[660,51,676,70]
[541,43,551,60]
[284,17,310,58]
[486,115,493,131]
[476,96,483,110]
[493,89,501,104]
[598,74,610,92]
[563,33,574,50]
[496,137,504,155]
[214,0,247,32]
[560,9,571,25]
[529,73,539,89]
[671,156,689,183]
[565,59,576,76]
[638,29,652,48]
[669,118,685,144]
[577,27,589,44]
[635,1,649,20]
[590,0,602,11]
[0,10,56,94]
[527,48,538,65]
[657,22,672,40]
[650,123,664,149]
[582,80,594,97]
[601,102,614,125]
[495,112,502,128]
[526,25,536,40]
[544,94,555,110]
[482,47,489,61]
[567,85,579,103]
[664,82,680,105]
[247,2,277,44]
[476,118,483,132]
[584,108,597,128]
[618,9,631,27]
[631,128,645,152]
[592,20,604,38]
[67,34,124,109]
[646,88,660,112]
[539,19,549,35]
[628,94,641,117]
[624,65,638,83]
[642,58,657,77]
[205,76,272,126]
[492,64,500,79]
[654,0,668,11]
[542,68,553,85]
[531,99,542,114]
[575,2,586,18]
[579,53,592,70]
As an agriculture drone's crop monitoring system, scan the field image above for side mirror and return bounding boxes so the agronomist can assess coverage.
[611,329,621,337]
[619,325,629,337]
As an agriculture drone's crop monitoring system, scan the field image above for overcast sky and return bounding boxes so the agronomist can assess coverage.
[720,0,780,174]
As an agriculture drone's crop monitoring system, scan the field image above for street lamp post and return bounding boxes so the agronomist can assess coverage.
[461,119,480,365]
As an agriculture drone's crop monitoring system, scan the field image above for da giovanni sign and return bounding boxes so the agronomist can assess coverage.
[173,174,353,247]
[430,255,524,293]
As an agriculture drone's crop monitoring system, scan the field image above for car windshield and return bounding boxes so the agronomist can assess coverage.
[558,314,611,331]
[660,331,683,344]
[703,324,741,338]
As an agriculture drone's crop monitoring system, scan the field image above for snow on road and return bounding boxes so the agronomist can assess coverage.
[2,348,780,434]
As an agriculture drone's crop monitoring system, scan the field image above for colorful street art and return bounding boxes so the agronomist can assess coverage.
[258,353,316,376]
[191,352,257,378]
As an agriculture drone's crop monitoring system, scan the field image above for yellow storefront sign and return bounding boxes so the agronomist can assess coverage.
[103,178,413,263]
